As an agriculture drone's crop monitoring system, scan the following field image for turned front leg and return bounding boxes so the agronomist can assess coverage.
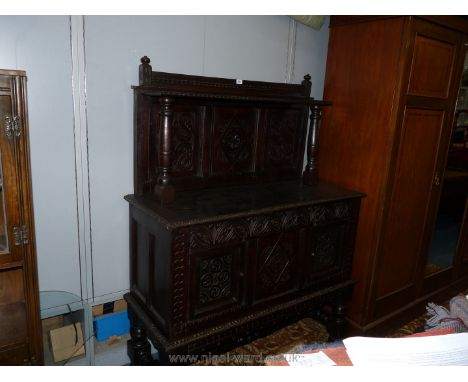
[127,307,155,365]
[329,300,347,340]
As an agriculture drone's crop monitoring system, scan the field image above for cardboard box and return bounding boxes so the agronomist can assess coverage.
[49,323,85,363]
[92,304,104,317]
[42,316,65,350]
[113,299,127,312]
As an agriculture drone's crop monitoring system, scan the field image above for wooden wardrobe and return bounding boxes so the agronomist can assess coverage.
[0,70,42,365]
[319,16,468,334]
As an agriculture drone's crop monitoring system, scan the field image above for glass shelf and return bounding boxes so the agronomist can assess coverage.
[39,291,94,365]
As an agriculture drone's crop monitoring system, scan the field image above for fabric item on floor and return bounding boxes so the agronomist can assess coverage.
[426,294,468,333]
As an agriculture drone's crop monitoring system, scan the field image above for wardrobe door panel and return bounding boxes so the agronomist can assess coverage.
[376,109,444,301]
[408,35,456,98]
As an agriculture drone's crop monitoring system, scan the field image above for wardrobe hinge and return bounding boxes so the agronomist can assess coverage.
[13,225,29,246]
[433,172,441,187]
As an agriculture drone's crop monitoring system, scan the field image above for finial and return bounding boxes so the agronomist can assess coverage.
[301,74,312,96]
[139,56,152,85]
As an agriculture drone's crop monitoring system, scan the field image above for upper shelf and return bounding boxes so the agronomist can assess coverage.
[132,56,329,106]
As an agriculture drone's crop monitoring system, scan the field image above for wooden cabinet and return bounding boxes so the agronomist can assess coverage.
[319,16,468,334]
[125,186,362,363]
[124,57,364,364]
[0,70,42,365]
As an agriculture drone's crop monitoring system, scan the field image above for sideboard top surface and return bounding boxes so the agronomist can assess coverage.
[125,180,364,229]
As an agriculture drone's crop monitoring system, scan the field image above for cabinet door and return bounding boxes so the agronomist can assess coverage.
[373,19,465,319]
[0,73,41,364]
[302,223,350,291]
[252,230,300,304]
[188,243,248,321]
[0,74,25,264]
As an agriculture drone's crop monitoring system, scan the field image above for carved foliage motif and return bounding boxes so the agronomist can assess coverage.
[172,112,197,175]
[198,254,233,305]
[187,201,352,251]
[310,202,351,226]
[265,110,300,167]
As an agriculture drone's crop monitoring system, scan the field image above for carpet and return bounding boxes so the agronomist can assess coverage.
[195,317,329,365]
[196,290,468,365]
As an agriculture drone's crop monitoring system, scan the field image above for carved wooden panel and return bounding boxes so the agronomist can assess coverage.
[264,109,301,169]
[189,244,246,319]
[210,106,258,176]
[198,254,233,305]
[303,224,348,289]
[171,110,199,176]
[408,35,456,98]
[253,231,299,303]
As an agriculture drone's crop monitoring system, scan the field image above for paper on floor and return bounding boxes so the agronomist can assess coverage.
[284,351,337,366]
[343,332,468,366]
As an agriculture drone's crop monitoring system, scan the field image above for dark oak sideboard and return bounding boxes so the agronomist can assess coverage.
[124,57,364,365]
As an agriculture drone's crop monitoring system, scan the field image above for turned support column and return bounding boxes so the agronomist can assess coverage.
[303,103,326,186]
[332,300,347,340]
[154,96,175,203]
[127,306,156,365]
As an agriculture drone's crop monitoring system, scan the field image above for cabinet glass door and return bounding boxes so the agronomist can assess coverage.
[0,77,23,260]
[425,48,468,275]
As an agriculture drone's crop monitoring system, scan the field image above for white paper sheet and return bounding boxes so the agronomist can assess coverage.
[284,351,337,366]
[343,332,468,366]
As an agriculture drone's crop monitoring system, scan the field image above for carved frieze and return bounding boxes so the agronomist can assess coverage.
[186,201,352,251]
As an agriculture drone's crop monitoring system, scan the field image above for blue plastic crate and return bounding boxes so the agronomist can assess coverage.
[94,311,130,341]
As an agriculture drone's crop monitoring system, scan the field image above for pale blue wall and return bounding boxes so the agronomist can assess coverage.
[0,15,330,301]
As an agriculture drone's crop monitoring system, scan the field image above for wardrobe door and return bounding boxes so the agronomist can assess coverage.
[373,19,464,320]
[423,41,468,290]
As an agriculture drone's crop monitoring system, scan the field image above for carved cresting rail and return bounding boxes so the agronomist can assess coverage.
[134,56,331,203]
